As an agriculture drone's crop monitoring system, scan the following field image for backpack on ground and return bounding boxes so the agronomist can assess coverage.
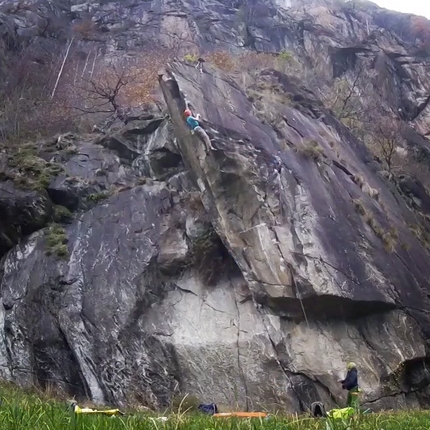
[310,401,327,417]
[198,403,218,415]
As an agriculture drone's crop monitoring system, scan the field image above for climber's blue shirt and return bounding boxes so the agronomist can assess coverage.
[186,116,200,130]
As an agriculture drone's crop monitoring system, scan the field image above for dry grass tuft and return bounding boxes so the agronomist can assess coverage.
[296,140,324,162]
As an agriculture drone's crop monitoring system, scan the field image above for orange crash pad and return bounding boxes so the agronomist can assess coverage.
[213,412,268,418]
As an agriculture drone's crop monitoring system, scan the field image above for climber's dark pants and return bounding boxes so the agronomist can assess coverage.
[347,387,360,409]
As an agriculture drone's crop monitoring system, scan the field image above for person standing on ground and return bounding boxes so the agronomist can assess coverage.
[340,362,360,408]
[183,109,216,151]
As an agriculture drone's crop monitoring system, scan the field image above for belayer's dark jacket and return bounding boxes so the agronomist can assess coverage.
[341,368,358,390]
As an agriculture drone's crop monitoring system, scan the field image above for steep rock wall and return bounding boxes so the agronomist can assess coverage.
[159,61,430,410]
[1,0,430,414]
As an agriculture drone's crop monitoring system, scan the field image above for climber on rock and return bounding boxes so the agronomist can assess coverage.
[195,57,205,73]
[340,362,360,409]
[183,108,216,151]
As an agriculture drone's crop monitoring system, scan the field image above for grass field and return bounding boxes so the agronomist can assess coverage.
[0,383,430,429]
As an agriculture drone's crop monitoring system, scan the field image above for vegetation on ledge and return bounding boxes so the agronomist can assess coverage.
[0,382,429,429]
[44,223,69,259]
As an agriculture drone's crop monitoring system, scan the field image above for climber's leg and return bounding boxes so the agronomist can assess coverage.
[346,391,352,408]
[194,126,216,151]
[349,387,360,410]
[195,60,203,73]
[347,387,360,410]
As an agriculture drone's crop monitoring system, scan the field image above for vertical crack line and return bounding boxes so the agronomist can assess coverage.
[231,277,250,411]
[289,266,310,329]
[254,305,303,408]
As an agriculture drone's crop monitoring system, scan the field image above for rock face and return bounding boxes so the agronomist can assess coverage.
[1,0,430,123]
[2,58,430,412]
[0,182,53,256]
[159,62,430,410]
[2,0,430,414]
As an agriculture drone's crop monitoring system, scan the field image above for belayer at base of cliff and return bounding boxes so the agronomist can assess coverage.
[340,362,361,408]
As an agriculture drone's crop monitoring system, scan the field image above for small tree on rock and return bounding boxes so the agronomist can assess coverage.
[368,116,404,173]
[77,65,134,116]
[74,52,168,127]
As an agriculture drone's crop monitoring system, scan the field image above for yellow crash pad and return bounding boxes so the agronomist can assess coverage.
[74,405,124,416]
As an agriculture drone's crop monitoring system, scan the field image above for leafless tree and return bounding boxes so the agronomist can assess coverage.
[368,116,404,173]
[71,51,169,130]
[76,65,135,116]
[325,63,367,120]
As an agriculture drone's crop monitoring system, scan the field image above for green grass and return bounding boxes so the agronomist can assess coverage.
[1,383,430,429]
[296,140,324,162]
[44,223,69,259]
[86,191,110,204]
[8,147,64,192]
[53,205,73,224]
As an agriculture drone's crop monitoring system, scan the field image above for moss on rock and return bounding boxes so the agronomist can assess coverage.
[45,224,69,260]
[8,148,64,192]
[53,205,73,224]
[86,191,110,203]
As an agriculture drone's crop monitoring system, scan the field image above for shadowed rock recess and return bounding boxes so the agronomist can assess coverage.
[2,0,430,415]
